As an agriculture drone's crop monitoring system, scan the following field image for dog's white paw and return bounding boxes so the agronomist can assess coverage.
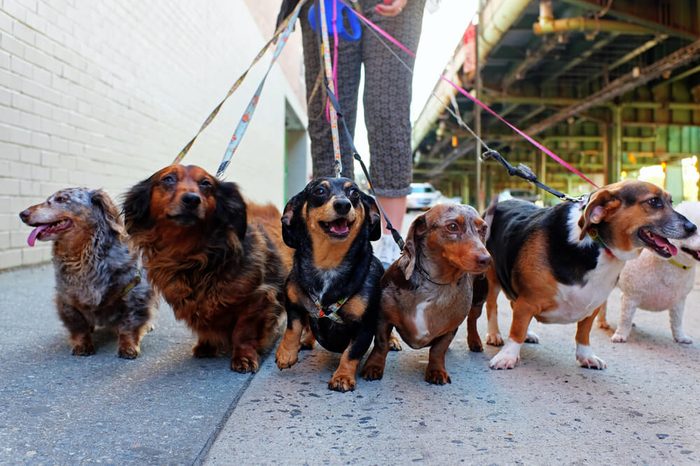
[576,344,607,370]
[674,334,693,344]
[486,333,504,346]
[525,331,540,344]
[611,332,628,343]
[489,340,521,370]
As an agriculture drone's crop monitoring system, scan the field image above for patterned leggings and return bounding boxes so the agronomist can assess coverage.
[301,0,426,197]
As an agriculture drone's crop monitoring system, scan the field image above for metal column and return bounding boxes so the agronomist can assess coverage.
[612,105,622,182]
[474,0,484,212]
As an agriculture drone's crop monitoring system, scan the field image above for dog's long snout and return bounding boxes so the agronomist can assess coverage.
[476,253,491,268]
[683,218,697,235]
[19,209,30,223]
[181,192,202,210]
[333,198,351,216]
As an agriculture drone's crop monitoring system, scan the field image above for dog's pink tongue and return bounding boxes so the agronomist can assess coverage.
[330,221,349,235]
[27,225,48,247]
[654,235,678,256]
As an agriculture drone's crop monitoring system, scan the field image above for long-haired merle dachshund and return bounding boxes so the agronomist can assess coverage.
[275,177,383,392]
[123,164,292,373]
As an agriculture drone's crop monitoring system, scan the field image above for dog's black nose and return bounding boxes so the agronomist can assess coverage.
[684,220,697,234]
[333,199,351,215]
[181,193,201,209]
[476,254,491,268]
[19,210,30,222]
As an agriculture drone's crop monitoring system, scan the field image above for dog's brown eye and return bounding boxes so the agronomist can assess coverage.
[446,222,459,232]
[348,189,360,200]
[313,187,326,197]
[647,197,663,209]
[54,195,66,203]
[199,179,212,190]
[161,174,176,186]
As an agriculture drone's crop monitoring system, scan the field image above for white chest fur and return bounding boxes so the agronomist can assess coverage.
[540,250,625,324]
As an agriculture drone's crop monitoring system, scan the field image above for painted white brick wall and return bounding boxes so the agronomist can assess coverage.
[0,0,308,270]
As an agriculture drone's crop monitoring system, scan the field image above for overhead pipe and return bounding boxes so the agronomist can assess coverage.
[412,0,531,150]
[534,0,656,36]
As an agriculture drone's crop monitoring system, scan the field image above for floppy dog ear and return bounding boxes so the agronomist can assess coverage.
[123,177,154,235]
[362,193,382,241]
[578,188,621,240]
[281,192,306,249]
[215,181,247,240]
[396,214,427,281]
[91,189,126,240]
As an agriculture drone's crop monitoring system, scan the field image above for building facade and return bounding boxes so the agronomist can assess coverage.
[0,0,309,270]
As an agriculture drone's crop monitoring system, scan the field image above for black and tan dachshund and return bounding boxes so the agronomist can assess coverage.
[275,177,383,392]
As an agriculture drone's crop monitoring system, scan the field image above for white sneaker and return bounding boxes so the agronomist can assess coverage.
[374,234,401,269]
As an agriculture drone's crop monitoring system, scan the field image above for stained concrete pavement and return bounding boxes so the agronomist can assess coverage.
[1,263,699,465]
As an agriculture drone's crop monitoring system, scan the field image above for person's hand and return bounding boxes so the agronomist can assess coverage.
[375,0,408,17]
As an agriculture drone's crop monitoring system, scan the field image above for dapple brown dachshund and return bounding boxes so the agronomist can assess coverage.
[20,188,155,358]
[361,204,491,385]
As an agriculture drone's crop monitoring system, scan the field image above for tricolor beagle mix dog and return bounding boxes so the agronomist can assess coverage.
[481,180,696,370]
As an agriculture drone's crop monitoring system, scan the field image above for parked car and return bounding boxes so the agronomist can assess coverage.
[407,182,442,211]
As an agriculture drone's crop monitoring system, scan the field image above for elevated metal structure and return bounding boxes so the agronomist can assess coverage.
[412,0,700,204]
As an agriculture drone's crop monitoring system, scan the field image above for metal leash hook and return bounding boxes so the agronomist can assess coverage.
[481,149,582,202]
[333,158,342,178]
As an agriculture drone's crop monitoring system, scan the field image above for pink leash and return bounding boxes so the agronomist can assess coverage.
[343,1,599,188]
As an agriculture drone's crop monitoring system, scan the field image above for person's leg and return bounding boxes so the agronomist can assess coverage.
[376,196,406,234]
[360,0,427,263]
[300,2,363,179]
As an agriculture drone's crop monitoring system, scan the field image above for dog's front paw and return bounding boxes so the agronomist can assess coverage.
[361,363,384,381]
[598,319,611,330]
[72,342,96,357]
[118,346,140,359]
[611,332,628,343]
[489,340,521,370]
[486,333,504,346]
[388,334,403,352]
[525,331,540,344]
[425,368,451,385]
[489,353,518,370]
[231,355,259,373]
[328,374,356,392]
[576,344,607,370]
[674,334,693,344]
[275,346,298,370]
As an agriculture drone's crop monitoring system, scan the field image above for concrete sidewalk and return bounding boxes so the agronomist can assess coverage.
[1,264,699,465]
[0,265,253,464]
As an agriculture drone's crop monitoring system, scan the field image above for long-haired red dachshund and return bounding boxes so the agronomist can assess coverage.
[122,164,292,373]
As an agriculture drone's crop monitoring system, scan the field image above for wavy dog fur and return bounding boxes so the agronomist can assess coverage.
[19,188,155,358]
[123,164,292,373]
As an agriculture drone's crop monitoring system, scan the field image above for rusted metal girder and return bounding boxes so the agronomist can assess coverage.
[525,38,700,136]
[484,94,700,110]
[543,33,619,85]
[502,35,562,90]
[559,0,699,40]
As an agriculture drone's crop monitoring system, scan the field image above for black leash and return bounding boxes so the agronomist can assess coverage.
[480,149,583,203]
[324,84,406,250]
